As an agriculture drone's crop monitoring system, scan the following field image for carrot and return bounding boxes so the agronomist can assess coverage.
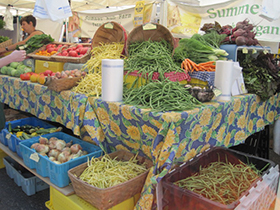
[187,59,199,72]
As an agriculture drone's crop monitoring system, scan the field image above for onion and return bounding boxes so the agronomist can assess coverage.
[49,137,58,145]
[55,139,67,151]
[65,140,73,148]
[48,149,61,159]
[31,143,40,150]
[34,144,49,154]
[68,150,83,161]
[70,144,82,154]
[39,137,49,145]
[49,156,56,162]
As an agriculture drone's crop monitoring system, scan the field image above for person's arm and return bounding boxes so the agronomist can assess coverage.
[0,31,43,54]
[0,50,26,68]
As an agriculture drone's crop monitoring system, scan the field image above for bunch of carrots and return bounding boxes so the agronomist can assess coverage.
[181,58,216,73]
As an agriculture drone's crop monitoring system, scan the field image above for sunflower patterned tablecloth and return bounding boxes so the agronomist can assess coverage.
[0,75,102,143]
[90,93,280,210]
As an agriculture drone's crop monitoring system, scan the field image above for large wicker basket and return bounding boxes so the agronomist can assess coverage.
[91,22,127,48]
[68,150,153,210]
[126,23,174,55]
[0,39,12,48]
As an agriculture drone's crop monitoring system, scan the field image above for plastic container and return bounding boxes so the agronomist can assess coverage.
[162,147,279,210]
[2,117,56,157]
[35,60,65,74]
[1,129,9,146]
[220,44,271,61]
[19,132,103,187]
[0,149,7,169]
[3,156,49,196]
[45,186,139,210]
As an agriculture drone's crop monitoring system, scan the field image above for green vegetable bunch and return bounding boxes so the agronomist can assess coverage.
[16,34,54,54]
[239,53,279,101]
[125,39,184,88]
[0,35,9,43]
[173,31,228,65]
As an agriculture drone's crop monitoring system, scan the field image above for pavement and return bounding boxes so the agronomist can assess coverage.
[0,167,49,210]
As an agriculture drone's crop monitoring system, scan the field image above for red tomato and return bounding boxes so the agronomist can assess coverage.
[79,47,89,55]
[47,48,54,53]
[69,50,78,57]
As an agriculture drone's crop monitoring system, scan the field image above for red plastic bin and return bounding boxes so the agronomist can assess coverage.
[161,146,279,210]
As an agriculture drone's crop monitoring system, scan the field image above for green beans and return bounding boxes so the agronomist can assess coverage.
[124,39,184,89]
[123,80,202,112]
[174,160,261,205]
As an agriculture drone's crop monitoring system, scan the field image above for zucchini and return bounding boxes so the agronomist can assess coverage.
[22,132,31,140]
[8,123,12,132]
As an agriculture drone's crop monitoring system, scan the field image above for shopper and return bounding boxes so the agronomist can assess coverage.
[0,50,26,130]
[0,15,43,55]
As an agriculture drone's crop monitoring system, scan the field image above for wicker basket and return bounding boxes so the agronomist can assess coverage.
[27,42,72,61]
[92,22,127,48]
[68,150,153,210]
[126,23,174,55]
[0,39,12,48]
[46,76,82,92]
[52,43,91,63]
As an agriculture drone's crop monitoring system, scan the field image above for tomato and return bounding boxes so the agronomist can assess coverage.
[69,50,78,57]
[20,73,31,80]
[79,47,89,55]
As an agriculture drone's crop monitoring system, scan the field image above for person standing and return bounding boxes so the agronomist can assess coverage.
[0,15,43,55]
[0,50,26,130]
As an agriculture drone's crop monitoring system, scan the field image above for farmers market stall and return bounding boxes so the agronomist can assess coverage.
[0,74,280,209]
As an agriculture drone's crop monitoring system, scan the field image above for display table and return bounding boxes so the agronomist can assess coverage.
[1,75,280,209]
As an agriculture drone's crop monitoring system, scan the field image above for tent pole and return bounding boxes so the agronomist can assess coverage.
[16,9,19,42]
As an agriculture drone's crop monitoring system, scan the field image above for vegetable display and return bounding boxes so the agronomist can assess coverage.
[0,61,32,77]
[173,32,228,65]
[17,34,54,54]
[174,160,261,205]
[238,51,280,101]
[182,59,216,72]
[31,136,87,164]
[79,154,147,188]
[201,19,259,46]
[125,39,185,86]
[73,42,124,97]
[8,124,62,140]
[123,80,202,112]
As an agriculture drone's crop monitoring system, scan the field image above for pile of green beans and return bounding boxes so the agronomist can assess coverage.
[123,80,202,112]
[174,161,261,205]
[124,39,184,86]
